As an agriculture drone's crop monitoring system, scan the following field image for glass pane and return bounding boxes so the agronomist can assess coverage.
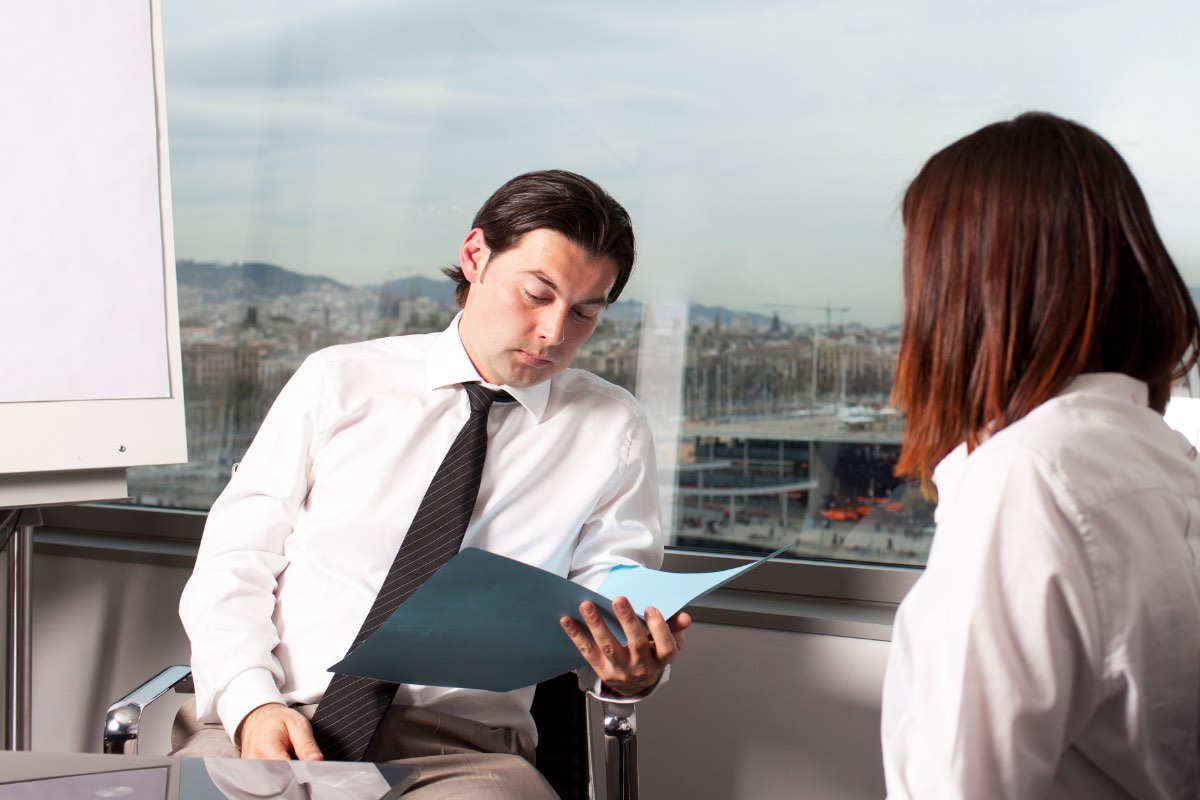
[132,0,1200,569]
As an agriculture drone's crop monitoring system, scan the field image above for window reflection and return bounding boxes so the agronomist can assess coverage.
[130,259,934,566]
[129,0,1200,570]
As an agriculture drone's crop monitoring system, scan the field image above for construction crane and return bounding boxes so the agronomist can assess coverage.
[764,301,851,331]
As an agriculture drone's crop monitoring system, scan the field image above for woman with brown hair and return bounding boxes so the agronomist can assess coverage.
[881,112,1200,798]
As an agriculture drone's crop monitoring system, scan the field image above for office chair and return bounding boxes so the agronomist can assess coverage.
[104,666,639,800]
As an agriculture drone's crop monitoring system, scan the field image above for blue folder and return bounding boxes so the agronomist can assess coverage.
[331,546,782,692]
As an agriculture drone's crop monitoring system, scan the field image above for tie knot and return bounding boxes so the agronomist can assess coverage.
[462,382,514,414]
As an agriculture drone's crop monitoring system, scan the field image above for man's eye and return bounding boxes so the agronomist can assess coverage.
[572,308,598,321]
[523,290,550,303]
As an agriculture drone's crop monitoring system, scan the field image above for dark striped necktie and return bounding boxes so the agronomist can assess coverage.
[310,382,514,761]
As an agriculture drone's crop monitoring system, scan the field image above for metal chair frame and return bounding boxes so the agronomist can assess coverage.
[104,665,639,800]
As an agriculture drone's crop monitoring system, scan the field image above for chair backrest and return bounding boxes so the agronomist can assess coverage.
[530,672,590,800]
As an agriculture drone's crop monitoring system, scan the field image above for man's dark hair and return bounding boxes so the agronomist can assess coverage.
[443,169,636,307]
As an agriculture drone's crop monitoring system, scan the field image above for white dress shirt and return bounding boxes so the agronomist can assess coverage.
[882,373,1200,799]
[179,315,664,743]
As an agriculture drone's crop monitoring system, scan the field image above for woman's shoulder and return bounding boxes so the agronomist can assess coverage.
[969,379,1200,514]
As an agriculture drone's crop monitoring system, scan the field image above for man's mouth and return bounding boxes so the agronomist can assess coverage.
[517,350,552,368]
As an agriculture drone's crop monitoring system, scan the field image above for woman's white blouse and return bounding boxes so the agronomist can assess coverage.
[882,373,1200,799]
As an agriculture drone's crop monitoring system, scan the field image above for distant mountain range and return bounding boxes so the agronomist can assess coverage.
[378,274,459,306]
[177,260,348,295]
[175,259,802,329]
[370,277,778,328]
[172,260,907,330]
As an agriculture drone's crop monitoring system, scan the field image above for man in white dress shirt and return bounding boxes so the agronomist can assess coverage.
[177,170,689,798]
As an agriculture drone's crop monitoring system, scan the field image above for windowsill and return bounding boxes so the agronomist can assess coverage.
[36,503,920,640]
[686,588,897,640]
[662,548,917,641]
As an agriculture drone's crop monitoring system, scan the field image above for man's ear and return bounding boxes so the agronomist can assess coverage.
[459,228,490,284]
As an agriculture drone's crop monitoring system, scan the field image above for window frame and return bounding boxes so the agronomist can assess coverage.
[38,503,917,641]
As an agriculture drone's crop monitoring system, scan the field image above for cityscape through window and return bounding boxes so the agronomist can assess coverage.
[130,0,1200,569]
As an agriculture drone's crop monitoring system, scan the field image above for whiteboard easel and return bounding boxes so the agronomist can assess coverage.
[0,0,187,749]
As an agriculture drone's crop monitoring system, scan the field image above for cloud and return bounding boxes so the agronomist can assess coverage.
[162,0,1200,322]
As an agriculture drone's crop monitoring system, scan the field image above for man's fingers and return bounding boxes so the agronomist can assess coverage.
[285,716,324,761]
[612,597,660,685]
[242,728,290,760]
[579,601,626,665]
[238,703,322,761]
[562,600,676,696]
[238,703,288,760]
[561,615,607,674]
[613,597,651,653]
[669,611,690,652]
[644,607,681,663]
[668,610,693,634]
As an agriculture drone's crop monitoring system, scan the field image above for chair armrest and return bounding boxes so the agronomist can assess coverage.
[103,665,639,799]
[103,665,193,755]
[600,702,639,800]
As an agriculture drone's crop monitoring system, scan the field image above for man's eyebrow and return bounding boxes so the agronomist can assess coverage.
[530,271,609,306]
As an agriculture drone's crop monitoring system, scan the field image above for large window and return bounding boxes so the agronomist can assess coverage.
[131,0,1200,568]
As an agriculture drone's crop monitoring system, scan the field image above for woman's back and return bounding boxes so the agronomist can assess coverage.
[883,372,1200,798]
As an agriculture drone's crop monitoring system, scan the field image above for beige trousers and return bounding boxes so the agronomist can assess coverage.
[171,698,558,799]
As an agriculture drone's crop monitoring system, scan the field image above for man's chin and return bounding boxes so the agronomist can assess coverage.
[502,362,560,388]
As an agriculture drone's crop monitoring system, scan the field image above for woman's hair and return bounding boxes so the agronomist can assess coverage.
[893,111,1200,489]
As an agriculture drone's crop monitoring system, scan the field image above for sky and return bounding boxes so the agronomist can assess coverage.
[160,0,1200,326]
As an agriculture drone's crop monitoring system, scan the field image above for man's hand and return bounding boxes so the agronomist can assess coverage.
[560,596,691,697]
[236,702,324,761]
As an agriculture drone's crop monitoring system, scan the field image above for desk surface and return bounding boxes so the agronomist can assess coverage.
[0,751,418,799]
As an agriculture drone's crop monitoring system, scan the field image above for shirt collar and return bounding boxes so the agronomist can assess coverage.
[931,372,1151,508]
[425,311,551,421]
[1059,371,1149,406]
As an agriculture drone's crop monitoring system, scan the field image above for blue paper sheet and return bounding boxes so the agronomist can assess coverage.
[597,545,787,618]
[331,546,782,692]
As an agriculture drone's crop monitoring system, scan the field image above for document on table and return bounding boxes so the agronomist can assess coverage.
[331,546,784,692]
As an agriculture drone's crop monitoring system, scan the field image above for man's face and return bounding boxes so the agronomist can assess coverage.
[457,227,617,388]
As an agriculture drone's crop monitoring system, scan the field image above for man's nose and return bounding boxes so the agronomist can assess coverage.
[537,306,567,346]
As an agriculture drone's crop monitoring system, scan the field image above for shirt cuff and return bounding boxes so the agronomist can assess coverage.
[575,663,671,703]
[214,668,288,744]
